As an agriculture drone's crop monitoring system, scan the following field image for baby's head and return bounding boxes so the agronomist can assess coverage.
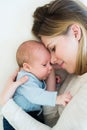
[16,40,52,80]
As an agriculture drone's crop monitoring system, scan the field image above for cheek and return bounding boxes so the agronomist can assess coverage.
[55,45,66,59]
[54,38,68,58]
[64,46,78,73]
[61,38,78,60]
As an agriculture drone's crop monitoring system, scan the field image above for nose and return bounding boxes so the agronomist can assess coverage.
[49,63,52,71]
[51,54,57,64]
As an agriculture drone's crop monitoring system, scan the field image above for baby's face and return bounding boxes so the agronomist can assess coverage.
[30,47,52,80]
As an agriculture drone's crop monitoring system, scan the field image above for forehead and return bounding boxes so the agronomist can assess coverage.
[32,43,50,58]
[41,36,59,49]
[36,47,50,58]
[41,35,66,48]
[41,36,52,47]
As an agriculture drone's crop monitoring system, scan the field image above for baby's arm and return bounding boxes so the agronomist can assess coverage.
[56,92,72,106]
[46,68,56,91]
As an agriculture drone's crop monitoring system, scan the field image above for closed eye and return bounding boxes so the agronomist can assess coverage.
[42,64,47,67]
[50,46,55,52]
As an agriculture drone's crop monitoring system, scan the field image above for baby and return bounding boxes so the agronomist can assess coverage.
[3,40,72,130]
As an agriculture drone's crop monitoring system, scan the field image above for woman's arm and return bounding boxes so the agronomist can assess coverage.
[0,70,28,105]
[1,70,87,130]
[2,84,87,130]
[2,99,51,130]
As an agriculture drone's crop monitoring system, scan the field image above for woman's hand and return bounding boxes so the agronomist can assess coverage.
[0,69,28,106]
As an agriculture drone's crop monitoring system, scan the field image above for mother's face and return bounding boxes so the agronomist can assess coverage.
[41,27,79,74]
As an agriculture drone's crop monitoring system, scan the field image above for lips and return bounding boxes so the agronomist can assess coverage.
[51,60,64,69]
[59,61,64,67]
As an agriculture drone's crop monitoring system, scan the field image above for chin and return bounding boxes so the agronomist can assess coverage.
[43,76,48,80]
[43,77,47,80]
[67,69,75,74]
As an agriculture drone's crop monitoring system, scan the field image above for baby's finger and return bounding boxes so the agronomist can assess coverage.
[66,92,72,98]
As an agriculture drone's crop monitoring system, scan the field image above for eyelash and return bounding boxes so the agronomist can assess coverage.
[43,62,52,67]
[43,64,47,67]
[50,46,55,52]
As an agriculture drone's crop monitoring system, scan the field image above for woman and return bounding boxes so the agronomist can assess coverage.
[1,0,87,129]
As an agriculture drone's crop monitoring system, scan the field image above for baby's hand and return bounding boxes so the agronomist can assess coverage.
[56,91,72,106]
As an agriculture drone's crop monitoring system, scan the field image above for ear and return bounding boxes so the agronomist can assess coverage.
[70,24,81,41]
[23,63,30,72]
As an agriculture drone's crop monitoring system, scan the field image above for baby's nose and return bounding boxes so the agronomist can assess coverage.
[49,64,52,70]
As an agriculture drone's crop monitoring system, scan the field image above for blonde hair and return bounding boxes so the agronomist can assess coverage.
[32,0,87,75]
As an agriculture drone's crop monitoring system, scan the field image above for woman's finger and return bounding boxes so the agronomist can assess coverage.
[14,76,28,87]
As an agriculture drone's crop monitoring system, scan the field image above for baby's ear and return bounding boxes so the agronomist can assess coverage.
[23,63,30,72]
